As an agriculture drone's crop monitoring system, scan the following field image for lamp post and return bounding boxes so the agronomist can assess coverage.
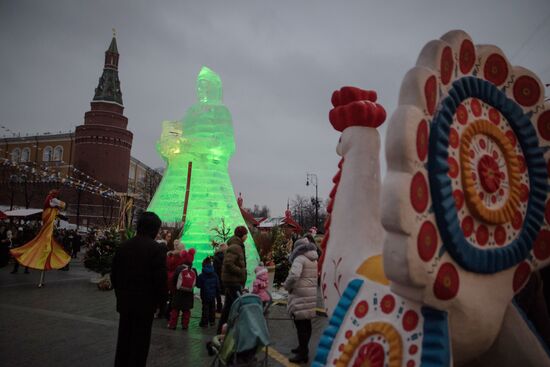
[306,173,318,231]
[9,174,20,211]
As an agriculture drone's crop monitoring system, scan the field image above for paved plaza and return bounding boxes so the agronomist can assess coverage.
[0,257,327,366]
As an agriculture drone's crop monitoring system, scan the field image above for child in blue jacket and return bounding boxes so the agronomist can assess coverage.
[197,256,220,327]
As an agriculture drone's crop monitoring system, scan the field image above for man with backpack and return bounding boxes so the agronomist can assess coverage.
[111,212,167,367]
[217,226,248,333]
[169,248,197,330]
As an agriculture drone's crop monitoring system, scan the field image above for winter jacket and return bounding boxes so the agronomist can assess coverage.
[111,234,168,315]
[284,239,318,320]
[171,264,197,311]
[252,268,270,303]
[213,250,224,279]
[197,264,220,302]
[213,249,225,292]
[166,252,184,292]
[222,236,247,287]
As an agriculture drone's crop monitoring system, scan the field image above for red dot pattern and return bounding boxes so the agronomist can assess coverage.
[513,75,541,107]
[520,184,529,203]
[476,225,489,246]
[462,216,474,237]
[459,39,475,74]
[416,120,428,161]
[418,221,438,262]
[354,300,369,318]
[440,46,454,85]
[434,262,460,300]
[483,53,508,86]
[494,225,507,246]
[512,211,523,230]
[380,294,396,314]
[471,99,482,117]
[489,108,501,125]
[425,75,437,115]
[402,310,419,332]
[410,172,429,213]
[448,157,459,178]
[457,104,468,125]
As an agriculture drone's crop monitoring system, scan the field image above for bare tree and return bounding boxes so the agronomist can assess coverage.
[249,204,270,218]
[290,194,327,232]
[133,167,162,211]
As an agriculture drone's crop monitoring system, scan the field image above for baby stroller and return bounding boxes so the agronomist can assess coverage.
[209,293,270,366]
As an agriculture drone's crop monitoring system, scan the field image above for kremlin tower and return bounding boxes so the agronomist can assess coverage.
[74,32,133,194]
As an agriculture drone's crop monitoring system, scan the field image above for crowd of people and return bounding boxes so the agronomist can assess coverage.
[2,209,320,365]
[111,211,320,366]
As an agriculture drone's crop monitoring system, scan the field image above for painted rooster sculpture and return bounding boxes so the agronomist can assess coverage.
[315,30,550,367]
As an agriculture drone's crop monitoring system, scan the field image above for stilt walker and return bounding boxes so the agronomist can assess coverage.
[10,190,71,287]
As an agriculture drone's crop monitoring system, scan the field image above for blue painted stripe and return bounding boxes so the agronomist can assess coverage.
[313,279,364,367]
[421,307,451,367]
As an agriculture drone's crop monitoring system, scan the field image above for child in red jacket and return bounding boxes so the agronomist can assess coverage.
[168,248,197,330]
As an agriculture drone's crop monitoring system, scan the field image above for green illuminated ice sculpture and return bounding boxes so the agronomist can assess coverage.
[148,66,259,284]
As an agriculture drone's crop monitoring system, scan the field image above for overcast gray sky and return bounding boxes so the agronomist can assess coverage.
[1,0,549,215]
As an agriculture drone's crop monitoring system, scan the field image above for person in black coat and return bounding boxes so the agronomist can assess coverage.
[197,256,221,327]
[111,212,167,367]
[213,243,227,312]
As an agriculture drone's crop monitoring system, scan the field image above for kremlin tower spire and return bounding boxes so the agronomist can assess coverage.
[94,29,123,105]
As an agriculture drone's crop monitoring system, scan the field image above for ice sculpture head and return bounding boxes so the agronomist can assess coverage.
[197,66,222,104]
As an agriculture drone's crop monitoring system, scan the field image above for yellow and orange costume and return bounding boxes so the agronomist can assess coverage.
[10,190,71,270]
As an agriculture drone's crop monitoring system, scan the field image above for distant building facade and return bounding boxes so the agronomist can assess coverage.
[0,35,161,227]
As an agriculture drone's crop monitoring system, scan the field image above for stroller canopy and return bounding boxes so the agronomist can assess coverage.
[227,294,270,353]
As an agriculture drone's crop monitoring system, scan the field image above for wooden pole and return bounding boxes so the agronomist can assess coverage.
[181,162,193,227]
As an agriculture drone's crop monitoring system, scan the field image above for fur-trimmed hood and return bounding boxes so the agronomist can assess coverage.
[289,239,318,263]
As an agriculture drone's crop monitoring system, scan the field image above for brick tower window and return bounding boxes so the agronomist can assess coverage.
[53,145,64,161]
[42,146,52,161]
[21,148,30,162]
[11,148,20,162]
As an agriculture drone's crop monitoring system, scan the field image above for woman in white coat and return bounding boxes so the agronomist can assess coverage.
[284,237,319,364]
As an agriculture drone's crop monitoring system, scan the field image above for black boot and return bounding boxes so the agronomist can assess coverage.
[288,352,308,364]
[291,347,300,354]
[291,319,311,363]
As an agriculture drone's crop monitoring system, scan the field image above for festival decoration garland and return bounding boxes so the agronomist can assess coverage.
[0,157,119,200]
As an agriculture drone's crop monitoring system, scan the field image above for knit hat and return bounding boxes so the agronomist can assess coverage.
[255,264,268,277]
[234,226,248,238]
[181,248,196,265]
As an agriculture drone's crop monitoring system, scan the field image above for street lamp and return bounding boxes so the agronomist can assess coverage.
[9,174,20,210]
[306,173,318,231]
